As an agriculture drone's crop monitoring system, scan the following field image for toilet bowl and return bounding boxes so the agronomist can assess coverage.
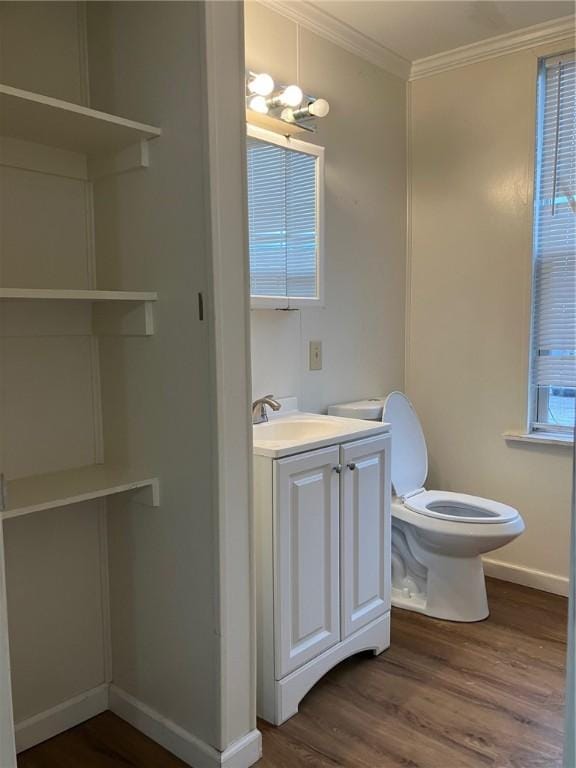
[384,391,525,622]
[329,392,525,622]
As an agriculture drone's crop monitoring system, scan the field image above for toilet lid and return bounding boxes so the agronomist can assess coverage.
[383,392,428,497]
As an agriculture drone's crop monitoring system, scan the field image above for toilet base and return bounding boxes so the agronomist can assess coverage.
[392,522,490,622]
[391,561,489,622]
[391,587,428,615]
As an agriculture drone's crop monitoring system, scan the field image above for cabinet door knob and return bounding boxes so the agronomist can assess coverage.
[333,464,342,474]
[347,462,356,471]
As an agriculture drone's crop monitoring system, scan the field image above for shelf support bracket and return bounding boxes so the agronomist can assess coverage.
[88,140,152,180]
[128,478,160,508]
[92,300,155,336]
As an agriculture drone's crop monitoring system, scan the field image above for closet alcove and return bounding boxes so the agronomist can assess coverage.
[0,3,218,763]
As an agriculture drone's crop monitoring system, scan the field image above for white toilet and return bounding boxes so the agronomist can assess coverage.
[328,393,525,622]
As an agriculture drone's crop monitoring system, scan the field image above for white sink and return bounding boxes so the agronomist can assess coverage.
[253,409,390,458]
[254,419,346,444]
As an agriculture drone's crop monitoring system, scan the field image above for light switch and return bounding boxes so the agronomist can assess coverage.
[309,340,322,371]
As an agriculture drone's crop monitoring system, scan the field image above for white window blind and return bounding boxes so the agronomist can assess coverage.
[530,53,576,430]
[246,130,322,305]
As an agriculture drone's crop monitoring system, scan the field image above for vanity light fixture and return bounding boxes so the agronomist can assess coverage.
[247,72,275,97]
[266,84,304,110]
[248,95,269,114]
[278,84,304,108]
[307,98,330,118]
[281,98,330,123]
[246,71,330,133]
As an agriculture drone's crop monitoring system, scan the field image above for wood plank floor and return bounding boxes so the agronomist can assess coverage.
[18,578,567,768]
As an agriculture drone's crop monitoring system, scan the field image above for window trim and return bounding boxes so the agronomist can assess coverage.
[246,124,325,310]
[526,51,576,438]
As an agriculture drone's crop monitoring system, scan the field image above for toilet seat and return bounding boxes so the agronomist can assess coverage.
[383,392,428,498]
[403,489,520,525]
[383,392,520,527]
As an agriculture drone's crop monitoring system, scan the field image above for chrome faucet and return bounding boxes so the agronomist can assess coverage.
[252,395,281,424]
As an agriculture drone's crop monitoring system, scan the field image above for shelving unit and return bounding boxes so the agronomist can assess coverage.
[1,466,160,521]
[0,288,158,302]
[0,10,166,763]
[0,5,225,765]
[0,83,161,156]
[0,289,158,336]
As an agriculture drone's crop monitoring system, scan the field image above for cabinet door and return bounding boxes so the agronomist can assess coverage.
[274,446,340,678]
[341,434,391,639]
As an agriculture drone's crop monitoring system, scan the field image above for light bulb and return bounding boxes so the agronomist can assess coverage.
[248,95,269,114]
[309,98,330,118]
[280,85,304,108]
[281,108,295,123]
[248,72,274,97]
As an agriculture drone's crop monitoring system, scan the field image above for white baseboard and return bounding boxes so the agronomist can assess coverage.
[14,683,261,767]
[109,685,261,768]
[483,557,569,597]
[219,730,263,768]
[14,683,109,753]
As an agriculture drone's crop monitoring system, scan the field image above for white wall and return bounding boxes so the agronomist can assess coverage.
[245,2,406,413]
[408,38,574,589]
[87,1,223,748]
[88,1,256,756]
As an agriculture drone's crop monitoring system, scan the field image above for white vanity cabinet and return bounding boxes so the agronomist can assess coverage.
[254,431,391,725]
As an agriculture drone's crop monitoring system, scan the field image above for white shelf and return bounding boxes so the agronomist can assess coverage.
[0,288,158,302]
[0,83,161,156]
[2,465,160,520]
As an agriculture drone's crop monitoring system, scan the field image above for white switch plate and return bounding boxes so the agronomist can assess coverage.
[309,340,322,371]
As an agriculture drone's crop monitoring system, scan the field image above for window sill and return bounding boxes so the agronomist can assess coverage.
[503,430,574,447]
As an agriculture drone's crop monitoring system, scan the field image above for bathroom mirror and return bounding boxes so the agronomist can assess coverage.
[246,125,324,309]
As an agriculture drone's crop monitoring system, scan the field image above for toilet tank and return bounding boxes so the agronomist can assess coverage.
[328,398,386,421]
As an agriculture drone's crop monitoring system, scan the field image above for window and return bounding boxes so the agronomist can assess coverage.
[529,52,576,436]
[246,125,324,309]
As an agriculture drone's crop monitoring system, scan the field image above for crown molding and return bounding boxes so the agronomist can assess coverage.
[256,3,574,84]
[258,0,411,81]
[410,15,575,80]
